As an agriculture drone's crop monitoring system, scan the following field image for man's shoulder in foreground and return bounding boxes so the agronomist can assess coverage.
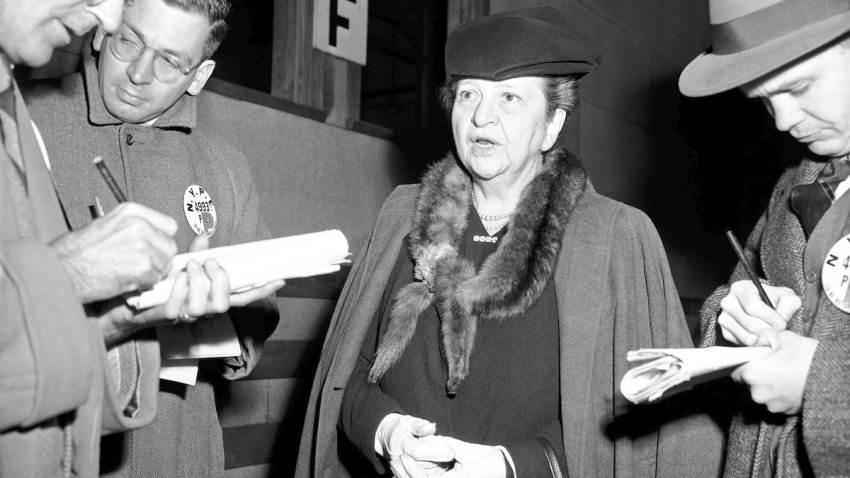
[20,72,87,124]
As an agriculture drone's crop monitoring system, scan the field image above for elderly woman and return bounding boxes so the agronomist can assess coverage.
[296,7,723,478]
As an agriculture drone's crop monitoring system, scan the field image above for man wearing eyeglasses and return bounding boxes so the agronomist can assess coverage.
[22,0,282,476]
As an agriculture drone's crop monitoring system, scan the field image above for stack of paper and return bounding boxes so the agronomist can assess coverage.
[619,346,770,404]
[158,315,242,360]
[128,229,349,309]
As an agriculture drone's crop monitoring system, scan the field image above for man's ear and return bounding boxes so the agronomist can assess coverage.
[186,60,215,96]
[92,27,107,52]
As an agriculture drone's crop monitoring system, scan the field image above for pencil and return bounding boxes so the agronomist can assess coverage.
[88,196,106,220]
[94,196,105,217]
[92,156,127,203]
[725,230,775,309]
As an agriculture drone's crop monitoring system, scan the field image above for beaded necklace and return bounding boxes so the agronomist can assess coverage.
[473,196,515,221]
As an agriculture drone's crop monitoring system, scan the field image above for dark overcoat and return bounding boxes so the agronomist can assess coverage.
[0,77,153,477]
[297,170,725,477]
[22,51,279,478]
[700,158,850,477]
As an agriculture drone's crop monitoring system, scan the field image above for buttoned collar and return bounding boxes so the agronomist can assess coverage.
[83,43,197,129]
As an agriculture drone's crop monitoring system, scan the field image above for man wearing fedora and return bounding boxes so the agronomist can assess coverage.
[681,0,850,476]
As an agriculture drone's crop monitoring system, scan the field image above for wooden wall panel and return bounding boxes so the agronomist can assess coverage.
[223,423,280,469]
[272,0,325,110]
[245,340,321,380]
[222,376,315,475]
[447,0,490,32]
[271,0,362,126]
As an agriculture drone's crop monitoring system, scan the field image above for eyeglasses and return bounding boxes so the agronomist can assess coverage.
[106,27,199,83]
[86,0,134,7]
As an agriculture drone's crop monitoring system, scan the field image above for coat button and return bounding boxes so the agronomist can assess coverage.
[805,270,817,283]
[126,133,134,145]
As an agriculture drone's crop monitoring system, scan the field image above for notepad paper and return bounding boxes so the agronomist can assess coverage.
[157,314,242,360]
[619,346,771,404]
[159,358,200,385]
[127,229,349,309]
[155,314,242,385]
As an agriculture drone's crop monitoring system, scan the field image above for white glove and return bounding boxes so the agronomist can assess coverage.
[420,435,513,478]
[374,413,456,478]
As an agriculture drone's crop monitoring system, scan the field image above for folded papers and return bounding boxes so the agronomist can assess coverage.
[127,229,350,309]
[620,346,770,404]
[157,314,241,360]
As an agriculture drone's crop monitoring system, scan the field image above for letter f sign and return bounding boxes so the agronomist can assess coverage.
[313,0,368,65]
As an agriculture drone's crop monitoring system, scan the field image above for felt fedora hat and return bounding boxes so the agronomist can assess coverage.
[679,0,850,97]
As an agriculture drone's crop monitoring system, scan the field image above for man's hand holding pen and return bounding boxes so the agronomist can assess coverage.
[720,231,800,346]
[718,281,800,346]
[719,280,817,415]
[51,157,285,345]
[51,202,179,303]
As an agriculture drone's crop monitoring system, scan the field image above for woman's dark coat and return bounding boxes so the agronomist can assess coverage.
[297,153,724,477]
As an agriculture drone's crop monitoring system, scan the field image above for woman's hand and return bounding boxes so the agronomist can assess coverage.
[374,414,455,478]
[718,280,801,345]
[419,436,510,478]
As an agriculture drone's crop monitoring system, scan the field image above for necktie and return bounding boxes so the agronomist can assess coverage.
[790,158,850,237]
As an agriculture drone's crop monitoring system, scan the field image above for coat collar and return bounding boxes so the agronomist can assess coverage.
[761,159,819,291]
[369,148,588,395]
[0,51,12,94]
[82,42,197,129]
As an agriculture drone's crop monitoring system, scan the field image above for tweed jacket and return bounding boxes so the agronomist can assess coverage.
[297,161,725,478]
[700,158,850,477]
[22,52,279,478]
[0,73,151,476]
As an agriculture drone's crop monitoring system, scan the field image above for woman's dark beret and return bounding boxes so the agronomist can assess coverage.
[445,6,601,80]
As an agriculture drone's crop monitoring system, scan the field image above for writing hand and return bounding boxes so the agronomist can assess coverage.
[51,202,178,303]
[718,280,801,345]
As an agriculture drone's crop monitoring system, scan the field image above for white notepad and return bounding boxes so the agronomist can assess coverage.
[127,229,350,309]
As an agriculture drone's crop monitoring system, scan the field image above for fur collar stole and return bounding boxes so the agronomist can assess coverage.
[368,148,588,395]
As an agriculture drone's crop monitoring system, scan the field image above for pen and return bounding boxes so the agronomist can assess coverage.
[94,196,105,217]
[89,196,106,219]
[92,156,127,203]
[725,230,775,309]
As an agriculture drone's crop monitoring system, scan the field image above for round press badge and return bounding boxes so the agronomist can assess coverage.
[183,185,217,237]
[821,233,850,312]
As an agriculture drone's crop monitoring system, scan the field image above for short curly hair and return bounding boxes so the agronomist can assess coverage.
[163,0,231,59]
[437,75,580,121]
